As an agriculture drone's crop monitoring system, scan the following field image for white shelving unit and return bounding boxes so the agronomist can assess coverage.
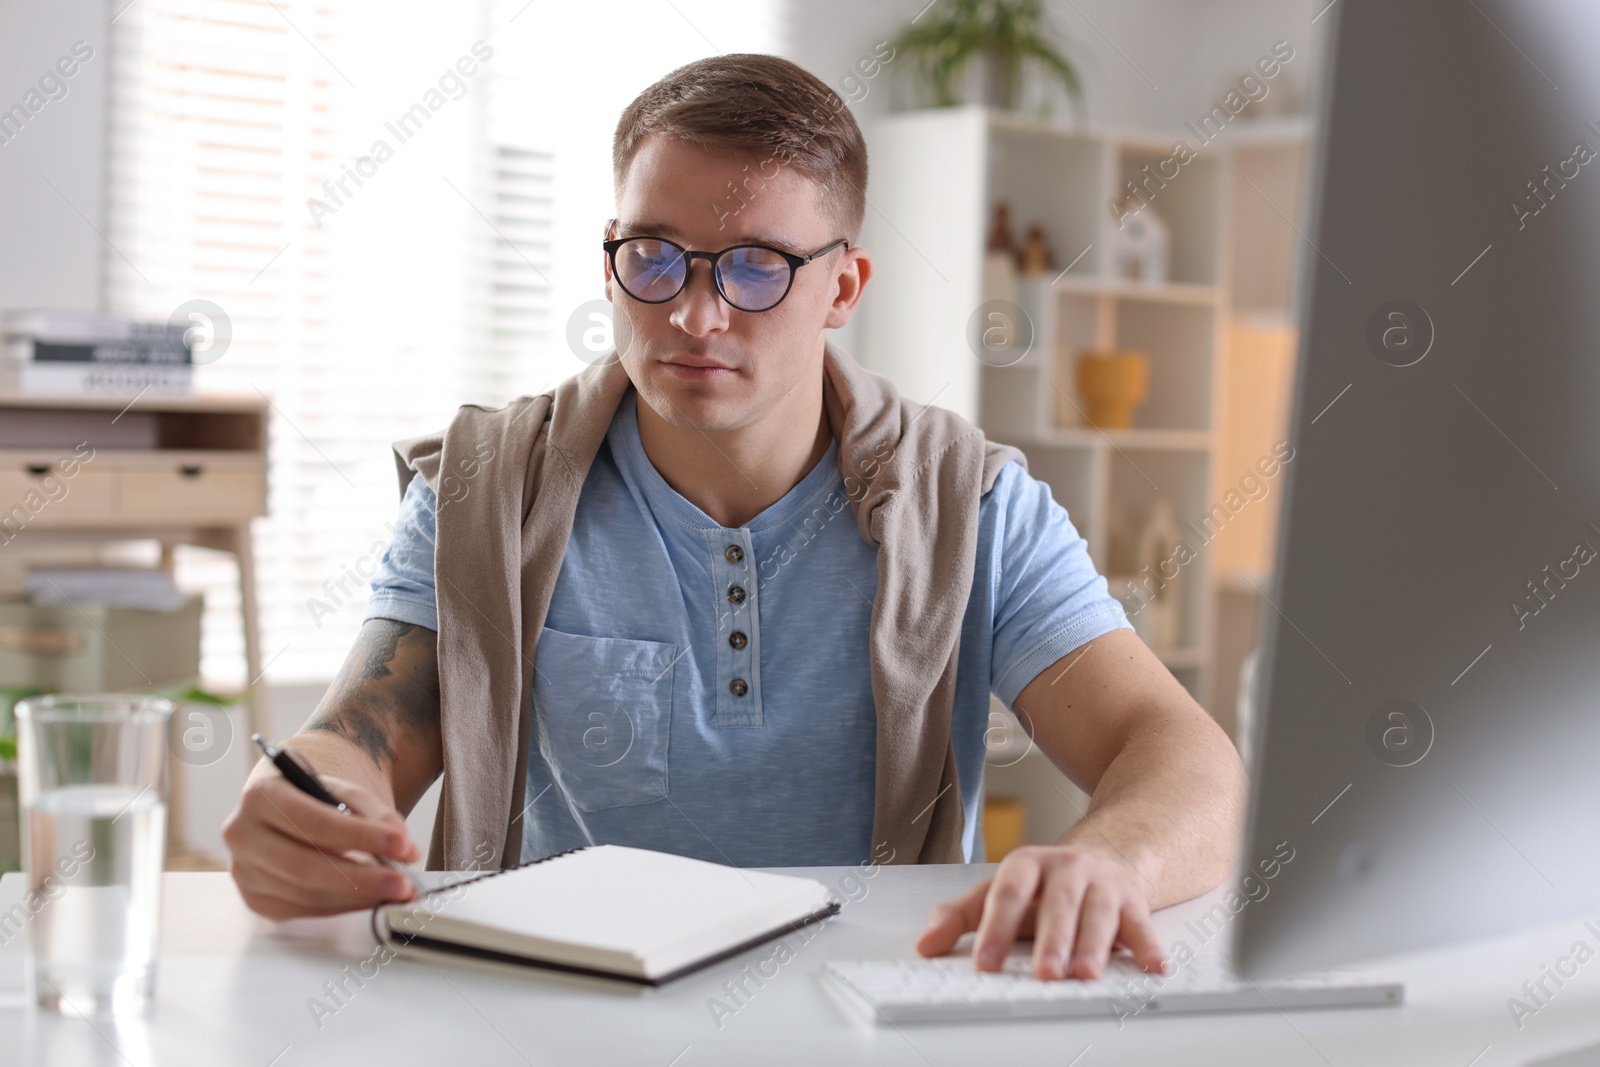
[859,105,1312,852]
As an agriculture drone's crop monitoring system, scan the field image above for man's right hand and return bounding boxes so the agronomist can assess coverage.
[224,619,443,919]
[222,764,422,920]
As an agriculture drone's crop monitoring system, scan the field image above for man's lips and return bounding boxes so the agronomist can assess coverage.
[663,355,735,370]
[661,356,737,379]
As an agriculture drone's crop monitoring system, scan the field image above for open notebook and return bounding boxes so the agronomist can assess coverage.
[371,844,840,985]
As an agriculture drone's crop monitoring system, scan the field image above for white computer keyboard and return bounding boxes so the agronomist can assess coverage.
[823,949,1403,1024]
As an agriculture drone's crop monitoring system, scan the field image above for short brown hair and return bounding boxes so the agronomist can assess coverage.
[612,53,868,241]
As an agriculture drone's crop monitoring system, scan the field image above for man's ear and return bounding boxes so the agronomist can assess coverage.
[825,245,872,330]
[602,218,615,292]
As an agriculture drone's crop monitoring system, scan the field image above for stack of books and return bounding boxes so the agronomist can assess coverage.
[2,309,194,396]
[26,567,189,612]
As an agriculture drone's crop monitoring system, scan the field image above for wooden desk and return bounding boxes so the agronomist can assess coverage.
[0,392,270,748]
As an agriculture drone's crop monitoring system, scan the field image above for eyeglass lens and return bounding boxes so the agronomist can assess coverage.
[613,238,793,311]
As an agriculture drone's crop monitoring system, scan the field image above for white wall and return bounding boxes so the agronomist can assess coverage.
[0,0,108,313]
[1185,0,1328,121]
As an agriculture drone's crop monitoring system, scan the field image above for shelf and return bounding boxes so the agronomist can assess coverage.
[0,393,268,453]
[985,108,1095,142]
[983,109,1246,157]
[1229,307,1298,331]
[1224,114,1314,147]
[1006,427,1212,452]
[980,108,1310,154]
[860,106,1289,716]
[1049,274,1222,306]
[0,391,267,414]
[1216,567,1273,594]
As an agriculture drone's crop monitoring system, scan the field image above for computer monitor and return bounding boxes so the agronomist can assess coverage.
[1233,0,1600,979]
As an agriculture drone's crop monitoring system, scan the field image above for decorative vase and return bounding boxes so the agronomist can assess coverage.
[964,52,1022,109]
[1074,349,1150,429]
[982,201,1020,305]
[1108,572,1177,653]
[1110,200,1170,284]
[982,795,1027,861]
[1105,499,1183,655]
[982,251,1019,306]
[1016,275,1055,364]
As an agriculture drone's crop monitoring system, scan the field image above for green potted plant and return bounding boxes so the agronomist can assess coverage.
[889,0,1085,119]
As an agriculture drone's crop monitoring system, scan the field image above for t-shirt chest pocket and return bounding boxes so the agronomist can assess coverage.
[532,627,677,811]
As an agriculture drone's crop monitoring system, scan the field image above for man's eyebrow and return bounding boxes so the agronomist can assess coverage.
[616,220,805,253]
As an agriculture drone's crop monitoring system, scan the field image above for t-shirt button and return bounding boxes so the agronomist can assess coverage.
[729,678,749,697]
[724,544,745,564]
[729,631,748,650]
[727,585,747,604]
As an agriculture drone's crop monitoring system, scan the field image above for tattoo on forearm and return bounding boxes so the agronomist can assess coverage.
[306,618,440,770]
[360,620,411,681]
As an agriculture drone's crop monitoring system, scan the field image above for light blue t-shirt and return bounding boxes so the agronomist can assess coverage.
[366,387,1130,866]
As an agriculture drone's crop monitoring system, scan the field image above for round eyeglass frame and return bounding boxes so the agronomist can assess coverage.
[602,219,848,313]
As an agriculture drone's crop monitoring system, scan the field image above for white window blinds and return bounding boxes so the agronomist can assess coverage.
[104,0,780,686]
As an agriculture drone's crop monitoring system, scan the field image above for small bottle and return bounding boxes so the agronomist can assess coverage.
[982,202,1020,305]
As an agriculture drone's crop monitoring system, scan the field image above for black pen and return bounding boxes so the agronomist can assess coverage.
[251,732,414,876]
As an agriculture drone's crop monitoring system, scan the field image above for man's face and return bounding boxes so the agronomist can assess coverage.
[606,133,867,434]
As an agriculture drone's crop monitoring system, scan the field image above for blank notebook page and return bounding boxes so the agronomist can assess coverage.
[426,845,831,957]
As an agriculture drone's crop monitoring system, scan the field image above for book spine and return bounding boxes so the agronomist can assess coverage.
[23,340,193,365]
[9,362,194,397]
[2,317,188,347]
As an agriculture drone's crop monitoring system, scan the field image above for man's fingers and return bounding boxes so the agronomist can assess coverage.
[226,753,423,920]
[254,821,413,900]
[239,825,414,910]
[320,773,407,829]
[319,774,421,862]
[240,868,408,920]
[915,877,990,957]
[915,846,1169,983]
[1067,883,1121,979]
[1030,869,1087,980]
[254,776,410,861]
[971,853,1044,971]
[1115,900,1168,974]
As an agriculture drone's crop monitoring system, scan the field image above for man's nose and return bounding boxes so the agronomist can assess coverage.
[669,258,730,336]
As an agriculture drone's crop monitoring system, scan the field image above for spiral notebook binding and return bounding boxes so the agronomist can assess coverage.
[370,845,591,949]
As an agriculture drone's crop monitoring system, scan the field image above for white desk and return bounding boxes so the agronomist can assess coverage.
[2,865,1599,1067]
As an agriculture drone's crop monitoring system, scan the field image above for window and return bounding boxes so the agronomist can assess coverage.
[104,0,781,686]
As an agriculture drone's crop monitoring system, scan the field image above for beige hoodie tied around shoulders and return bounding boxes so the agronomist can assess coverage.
[392,341,1024,871]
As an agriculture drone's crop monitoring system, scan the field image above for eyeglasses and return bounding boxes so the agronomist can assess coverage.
[603,220,848,313]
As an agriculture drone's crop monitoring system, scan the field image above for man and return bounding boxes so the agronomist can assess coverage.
[224,53,1246,984]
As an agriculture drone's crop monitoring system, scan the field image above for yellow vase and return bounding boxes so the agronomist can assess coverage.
[983,795,1028,862]
[1074,349,1150,429]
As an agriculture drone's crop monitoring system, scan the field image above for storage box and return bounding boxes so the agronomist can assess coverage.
[0,596,202,691]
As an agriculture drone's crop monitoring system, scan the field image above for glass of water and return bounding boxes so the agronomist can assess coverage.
[14,694,173,1016]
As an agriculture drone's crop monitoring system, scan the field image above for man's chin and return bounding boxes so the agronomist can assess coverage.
[639,372,754,432]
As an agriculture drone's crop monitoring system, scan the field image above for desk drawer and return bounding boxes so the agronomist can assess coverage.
[0,461,117,526]
[117,459,266,522]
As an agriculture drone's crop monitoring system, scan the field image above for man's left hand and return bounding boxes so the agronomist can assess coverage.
[915,842,1169,981]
